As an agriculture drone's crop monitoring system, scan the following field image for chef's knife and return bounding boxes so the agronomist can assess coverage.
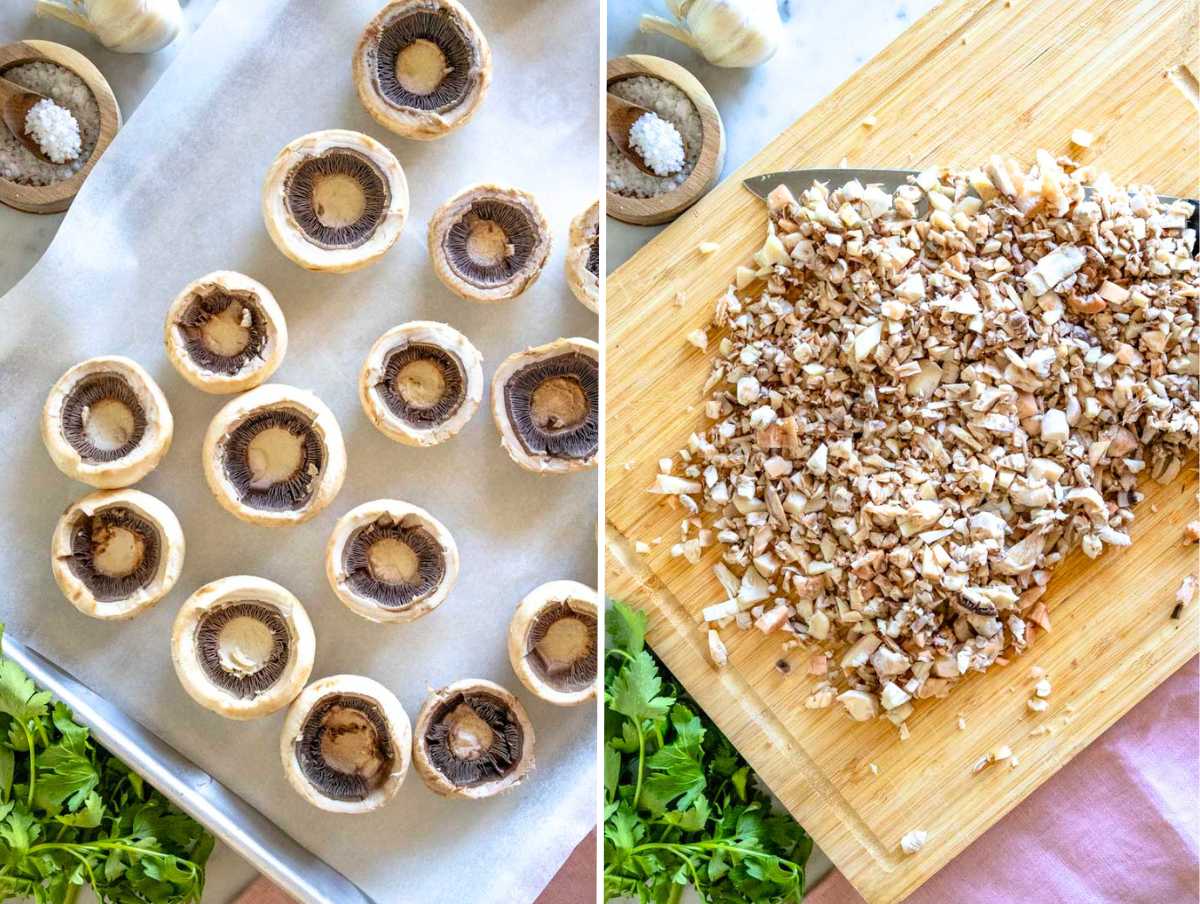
[743,169,1200,240]
[1,633,376,904]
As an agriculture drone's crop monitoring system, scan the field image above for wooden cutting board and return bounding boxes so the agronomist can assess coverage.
[604,1,1200,902]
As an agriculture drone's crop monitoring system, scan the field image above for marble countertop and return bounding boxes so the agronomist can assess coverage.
[0,0,219,298]
[607,0,939,271]
[606,0,939,892]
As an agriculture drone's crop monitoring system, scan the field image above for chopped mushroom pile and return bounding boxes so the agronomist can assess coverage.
[656,152,1199,729]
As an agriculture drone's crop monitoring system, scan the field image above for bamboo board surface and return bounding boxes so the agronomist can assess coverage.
[604,2,1200,902]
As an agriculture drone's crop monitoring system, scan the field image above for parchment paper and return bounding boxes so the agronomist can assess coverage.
[0,2,599,903]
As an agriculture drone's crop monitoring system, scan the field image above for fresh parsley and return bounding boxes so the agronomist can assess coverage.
[0,625,212,903]
[604,602,812,904]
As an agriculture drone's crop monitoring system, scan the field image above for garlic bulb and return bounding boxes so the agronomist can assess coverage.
[35,0,182,54]
[640,0,781,68]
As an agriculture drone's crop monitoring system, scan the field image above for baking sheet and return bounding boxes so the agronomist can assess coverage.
[0,1,598,902]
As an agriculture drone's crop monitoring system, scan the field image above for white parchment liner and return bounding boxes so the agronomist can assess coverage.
[0,1,598,901]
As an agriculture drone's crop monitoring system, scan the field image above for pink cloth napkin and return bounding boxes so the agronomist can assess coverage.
[808,658,1200,904]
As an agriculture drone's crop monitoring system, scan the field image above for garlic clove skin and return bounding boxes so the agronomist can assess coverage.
[642,0,781,69]
[36,0,182,55]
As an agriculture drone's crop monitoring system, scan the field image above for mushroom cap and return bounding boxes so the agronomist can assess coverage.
[325,498,460,624]
[358,321,483,447]
[427,183,551,303]
[507,579,598,706]
[490,336,599,474]
[202,383,347,527]
[353,0,492,140]
[42,355,173,488]
[262,129,408,273]
[412,678,535,800]
[279,674,412,814]
[171,575,315,720]
[565,201,599,314]
[164,270,288,395]
[51,488,184,621]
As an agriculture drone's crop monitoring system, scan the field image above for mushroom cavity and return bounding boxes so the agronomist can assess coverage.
[203,384,346,526]
[492,338,599,473]
[359,321,483,446]
[165,271,287,394]
[42,356,173,488]
[172,576,315,720]
[52,488,184,620]
[428,185,550,302]
[326,499,459,623]
[413,679,534,799]
[281,675,411,813]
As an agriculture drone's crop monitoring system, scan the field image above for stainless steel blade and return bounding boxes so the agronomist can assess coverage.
[2,633,375,904]
[743,169,1199,240]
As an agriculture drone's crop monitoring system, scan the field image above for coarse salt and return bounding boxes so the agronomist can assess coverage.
[24,98,81,164]
[628,111,685,177]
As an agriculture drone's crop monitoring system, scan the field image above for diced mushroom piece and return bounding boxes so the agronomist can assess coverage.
[707,629,728,668]
[900,830,928,854]
[767,184,797,213]
[854,321,883,362]
[840,633,882,670]
[755,604,791,634]
[738,567,771,605]
[906,360,943,399]
[650,474,702,495]
[1024,245,1085,296]
[879,681,912,711]
[994,532,1047,575]
[702,600,739,622]
[806,443,829,477]
[1070,128,1094,148]
[837,689,879,721]
[898,500,942,537]
[870,645,911,677]
[807,609,830,641]
[1040,408,1069,444]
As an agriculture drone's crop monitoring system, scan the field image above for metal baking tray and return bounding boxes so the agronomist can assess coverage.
[2,632,375,904]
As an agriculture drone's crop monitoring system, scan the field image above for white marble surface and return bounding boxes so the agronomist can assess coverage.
[606,0,939,892]
[607,0,940,271]
[0,0,219,298]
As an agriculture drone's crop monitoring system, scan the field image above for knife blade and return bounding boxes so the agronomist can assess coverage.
[1,633,376,904]
[743,169,1200,240]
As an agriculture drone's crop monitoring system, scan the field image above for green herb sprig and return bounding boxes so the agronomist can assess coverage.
[604,602,812,904]
[0,625,212,904]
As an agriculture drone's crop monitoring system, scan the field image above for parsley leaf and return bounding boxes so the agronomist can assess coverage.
[604,603,811,904]
[0,625,212,903]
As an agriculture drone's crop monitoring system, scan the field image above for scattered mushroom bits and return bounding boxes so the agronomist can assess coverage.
[413,679,534,799]
[42,355,173,488]
[491,337,599,473]
[353,0,491,140]
[565,200,600,313]
[326,499,459,624]
[359,321,483,446]
[280,675,411,814]
[263,129,408,273]
[51,488,184,620]
[164,271,287,394]
[171,576,315,720]
[202,384,347,527]
[507,580,598,706]
[428,184,551,302]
